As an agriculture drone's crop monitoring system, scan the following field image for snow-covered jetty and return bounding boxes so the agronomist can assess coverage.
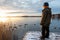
[23,31,60,40]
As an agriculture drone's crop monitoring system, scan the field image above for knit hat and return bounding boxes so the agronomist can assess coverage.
[43,2,49,6]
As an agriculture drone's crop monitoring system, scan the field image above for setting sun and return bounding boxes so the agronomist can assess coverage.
[0,9,8,22]
[0,9,17,22]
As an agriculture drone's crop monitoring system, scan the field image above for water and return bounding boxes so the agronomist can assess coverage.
[0,17,60,40]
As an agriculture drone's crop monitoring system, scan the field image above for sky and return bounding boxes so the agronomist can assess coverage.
[0,0,60,15]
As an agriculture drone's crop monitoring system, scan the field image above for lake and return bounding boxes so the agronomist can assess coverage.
[0,17,60,40]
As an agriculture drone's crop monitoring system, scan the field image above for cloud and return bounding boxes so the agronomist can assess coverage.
[0,0,54,10]
[41,0,54,2]
[0,0,60,13]
[0,0,5,3]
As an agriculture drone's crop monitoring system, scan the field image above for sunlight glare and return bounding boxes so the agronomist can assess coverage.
[0,17,8,22]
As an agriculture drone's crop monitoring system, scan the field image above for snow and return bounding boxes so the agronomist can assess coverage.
[23,31,60,40]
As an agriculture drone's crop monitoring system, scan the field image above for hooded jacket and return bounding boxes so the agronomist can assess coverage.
[40,8,52,26]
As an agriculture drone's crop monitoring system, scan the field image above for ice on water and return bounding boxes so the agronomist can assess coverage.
[23,31,60,40]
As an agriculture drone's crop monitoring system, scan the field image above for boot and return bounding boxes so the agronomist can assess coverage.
[40,36,45,40]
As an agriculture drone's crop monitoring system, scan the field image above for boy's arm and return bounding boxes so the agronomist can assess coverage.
[40,10,47,25]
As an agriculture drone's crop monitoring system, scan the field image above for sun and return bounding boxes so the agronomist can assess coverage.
[0,9,9,22]
[0,9,20,22]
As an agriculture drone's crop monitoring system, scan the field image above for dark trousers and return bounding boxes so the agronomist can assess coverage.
[41,25,49,38]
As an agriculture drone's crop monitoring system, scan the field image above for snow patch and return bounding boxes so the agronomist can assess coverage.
[23,31,60,40]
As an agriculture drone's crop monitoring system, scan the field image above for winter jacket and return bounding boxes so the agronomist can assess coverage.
[40,8,52,26]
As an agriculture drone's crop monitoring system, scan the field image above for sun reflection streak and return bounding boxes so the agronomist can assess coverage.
[0,17,9,22]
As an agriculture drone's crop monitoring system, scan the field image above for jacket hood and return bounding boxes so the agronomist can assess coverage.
[45,8,51,11]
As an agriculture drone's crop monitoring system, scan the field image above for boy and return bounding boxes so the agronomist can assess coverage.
[40,2,52,39]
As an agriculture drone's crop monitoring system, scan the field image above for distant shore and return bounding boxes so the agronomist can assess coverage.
[0,14,60,18]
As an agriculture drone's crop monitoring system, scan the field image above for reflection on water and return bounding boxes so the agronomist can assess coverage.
[0,17,60,40]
